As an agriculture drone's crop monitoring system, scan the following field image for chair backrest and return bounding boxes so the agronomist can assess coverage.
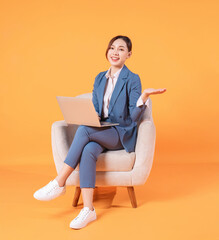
[136,97,153,128]
[75,93,92,99]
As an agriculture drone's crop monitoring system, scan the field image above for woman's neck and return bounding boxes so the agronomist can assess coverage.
[110,65,124,76]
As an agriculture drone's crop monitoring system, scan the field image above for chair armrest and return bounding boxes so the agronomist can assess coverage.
[131,119,156,185]
[131,97,156,185]
[51,120,78,174]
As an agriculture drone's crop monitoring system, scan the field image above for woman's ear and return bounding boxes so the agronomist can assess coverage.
[127,51,132,59]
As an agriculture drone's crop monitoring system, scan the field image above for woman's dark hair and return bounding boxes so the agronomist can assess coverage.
[105,35,132,59]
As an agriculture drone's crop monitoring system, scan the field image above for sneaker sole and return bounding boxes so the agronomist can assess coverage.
[70,215,97,229]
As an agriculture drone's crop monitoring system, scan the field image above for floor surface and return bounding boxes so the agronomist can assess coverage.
[1,152,218,240]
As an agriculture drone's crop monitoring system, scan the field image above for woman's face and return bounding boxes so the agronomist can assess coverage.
[107,38,132,68]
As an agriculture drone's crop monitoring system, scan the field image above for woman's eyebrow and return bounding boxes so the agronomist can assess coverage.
[111,45,126,48]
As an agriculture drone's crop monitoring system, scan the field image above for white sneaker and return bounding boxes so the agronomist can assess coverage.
[33,179,66,201]
[70,207,97,229]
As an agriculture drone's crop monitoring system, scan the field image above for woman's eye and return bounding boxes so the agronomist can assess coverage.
[110,47,124,51]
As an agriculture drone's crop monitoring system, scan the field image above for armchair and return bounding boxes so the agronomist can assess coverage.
[51,93,156,208]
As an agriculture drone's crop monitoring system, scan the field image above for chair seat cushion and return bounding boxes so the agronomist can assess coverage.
[75,149,136,172]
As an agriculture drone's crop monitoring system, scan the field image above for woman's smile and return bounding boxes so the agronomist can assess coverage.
[111,56,120,61]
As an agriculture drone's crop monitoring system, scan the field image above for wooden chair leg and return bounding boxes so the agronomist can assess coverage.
[127,186,137,208]
[72,187,81,207]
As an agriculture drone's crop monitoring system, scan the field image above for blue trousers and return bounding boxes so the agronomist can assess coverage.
[64,125,124,188]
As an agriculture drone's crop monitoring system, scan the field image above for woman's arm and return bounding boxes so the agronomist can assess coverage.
[128,74,146,122]
[92,74,102,121]
[129,75,167,122]
[92,74,100,116]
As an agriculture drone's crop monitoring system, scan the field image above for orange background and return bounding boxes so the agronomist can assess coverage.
[1,0,218,164]
[1,1,219,240]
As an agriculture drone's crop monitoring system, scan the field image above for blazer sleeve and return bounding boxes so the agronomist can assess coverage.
[128,74,146,122]
[92,74,100,115]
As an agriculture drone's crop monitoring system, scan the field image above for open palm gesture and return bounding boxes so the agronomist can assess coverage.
[141,88,167,103]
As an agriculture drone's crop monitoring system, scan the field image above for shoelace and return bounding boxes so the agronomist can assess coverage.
[47,185,58,195]
[41,181,58,195]
[74,208,90,223]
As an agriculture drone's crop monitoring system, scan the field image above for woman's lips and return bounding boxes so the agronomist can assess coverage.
[111,57,119,62]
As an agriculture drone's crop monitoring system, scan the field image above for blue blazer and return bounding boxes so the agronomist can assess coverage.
[92,64,146,153]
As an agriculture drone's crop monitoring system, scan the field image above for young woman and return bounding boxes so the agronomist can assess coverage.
[33,35,166,229]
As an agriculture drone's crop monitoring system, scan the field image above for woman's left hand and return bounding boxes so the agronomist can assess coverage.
[141,88,167,103]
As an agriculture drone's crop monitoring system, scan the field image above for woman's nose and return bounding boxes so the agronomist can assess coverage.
[113,49,119,55]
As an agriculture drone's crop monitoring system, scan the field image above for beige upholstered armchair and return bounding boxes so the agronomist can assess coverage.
[51,93,156,208]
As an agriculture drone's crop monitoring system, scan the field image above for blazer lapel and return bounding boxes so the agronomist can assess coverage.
[108,65,129,115]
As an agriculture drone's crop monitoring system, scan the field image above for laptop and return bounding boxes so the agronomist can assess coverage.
[56,96,119,127]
